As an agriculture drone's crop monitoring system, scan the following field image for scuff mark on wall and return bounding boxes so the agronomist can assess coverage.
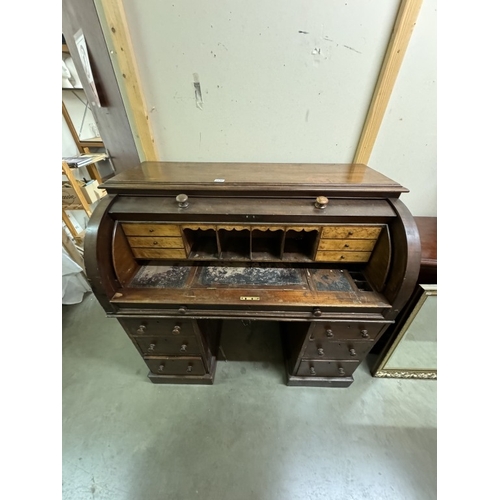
[343,45,362,54]
[305,109,309,122]
[298,30,309,34]
[193,73,203,110]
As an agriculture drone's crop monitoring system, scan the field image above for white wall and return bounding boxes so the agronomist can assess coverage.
[370,0,437,216]
[102,0,436,215]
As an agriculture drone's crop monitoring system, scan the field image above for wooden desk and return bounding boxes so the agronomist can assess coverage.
[85,162,420,387]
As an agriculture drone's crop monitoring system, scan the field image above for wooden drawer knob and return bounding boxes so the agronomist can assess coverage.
[172,325,181,335]
[344,244,350,248]
[149,228,154,233]
[349,348,356,357]
[310,366,316,375]
[326,329,334,338]
[158,364,164,372]
[147,343,156,352]
[348,231,354,236]
[180,344,187,352]
[314,196,329,209]
[153,241,158,245]
[178,306,187,314]
[186,364,193,373]
[313,308,322,317]
[361,330,369,338]
[338,367,345,376]
[176,194,189,208]
[136,324,146,334]
[317,348,325,356]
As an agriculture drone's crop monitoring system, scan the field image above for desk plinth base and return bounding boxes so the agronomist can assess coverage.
[286,372,354,388]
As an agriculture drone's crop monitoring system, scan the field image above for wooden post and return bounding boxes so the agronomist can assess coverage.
[353,0,423,164]
[99,0,158,161]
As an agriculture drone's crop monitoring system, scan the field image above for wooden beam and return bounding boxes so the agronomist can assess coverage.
[99,0,158,161]
[353,0,423,164]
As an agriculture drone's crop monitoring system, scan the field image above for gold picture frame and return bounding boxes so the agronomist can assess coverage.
[373,284,437,379]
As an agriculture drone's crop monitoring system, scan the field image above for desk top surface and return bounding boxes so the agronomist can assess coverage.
[102,162,408,197]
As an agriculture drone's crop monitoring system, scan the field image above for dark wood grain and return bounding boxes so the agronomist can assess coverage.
[364,225,392,292]
[381,199,421,320]
[102,162,408,197]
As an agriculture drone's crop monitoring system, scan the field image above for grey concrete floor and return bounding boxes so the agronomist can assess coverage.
[63,293,436,500]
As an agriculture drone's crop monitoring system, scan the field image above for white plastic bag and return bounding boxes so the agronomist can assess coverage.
[62,250,91,304]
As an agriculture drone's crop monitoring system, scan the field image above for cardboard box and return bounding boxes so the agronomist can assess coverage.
[62,180,106,207]
[62,182,80,206]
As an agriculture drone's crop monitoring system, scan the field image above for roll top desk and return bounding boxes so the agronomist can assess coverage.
[85,162,420,387]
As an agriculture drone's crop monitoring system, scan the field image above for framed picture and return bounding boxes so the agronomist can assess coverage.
[373,284,437,379]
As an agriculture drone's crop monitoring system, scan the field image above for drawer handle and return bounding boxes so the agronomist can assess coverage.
[326,329,334,338]
[338,367,345,376]
[179,306,187,314]
[136,324,146,334]
[340,255,345,260]
[172,325,181,335]
[361,330,369,339]
[348,231,354,236]
[158,364,164,372]
[153,241,158,245]
[186,364,193,373]
[313,308,322,317]
[344,243,350,248]
[310,366,316,375]
[149,228,154,233]
[180,344,187,353]
[148,343,156,352]
[317,348,325,356]
[349,348,356,357]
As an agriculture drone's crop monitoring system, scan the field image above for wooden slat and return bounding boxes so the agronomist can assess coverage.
[62,161,92,216]
[353,0,423,163]
[99,0,158,161]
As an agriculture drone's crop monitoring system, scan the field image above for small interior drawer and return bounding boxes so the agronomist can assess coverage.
[321,226,382,239]
[122,223,182,237]
[127,236,184,248]
[315,251,371,262]
[144,356,206,376]
[297,359,359,377]
[131,248,186,259]
[317,239,377,251]
[118,318,197,337]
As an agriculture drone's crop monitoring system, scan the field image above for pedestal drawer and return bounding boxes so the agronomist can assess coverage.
[118,318,197,337]
[135,336,202,356]
[297,360,359,378]
[309,321,387,341]
[144,356,206,376]
[303,340,373,360]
